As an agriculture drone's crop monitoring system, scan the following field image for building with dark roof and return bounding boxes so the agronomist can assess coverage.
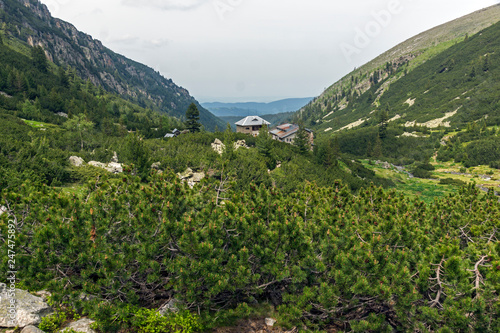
[164,128,181,138]
[270,123,314,147]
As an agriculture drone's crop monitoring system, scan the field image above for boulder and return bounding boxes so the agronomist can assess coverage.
[69,156,85,167]
[211,139,225,155]
[34,290,51,302]
[151,162,161,170]
[375,160,391,169]
[233,140,248,150]
[191,172,205,183]
[104,162,123,174]
[177,168,194,180]
[85,160,122,174]
[158,299,179,315]
[78,293,96,302]
[60,318,96,333]
[21,325,45,333]
[88,161,106,169]
[110,151,119,163]
[265,318,277,327]
[0,283,53,328]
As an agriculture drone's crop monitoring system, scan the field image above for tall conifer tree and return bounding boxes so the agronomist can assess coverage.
[185,103,201,132]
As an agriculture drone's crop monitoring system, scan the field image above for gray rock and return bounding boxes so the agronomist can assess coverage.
[265,318,277,327]
[21,325,45,333]
[104,162,123,174]
[211,139,225,155]
[151,162,161,170]
[86,160,122,174]
[394,165,405,172]
[0,205,7,216]
[110,151,119,163]
[60,318,96,333]
[69,156,85,167]
[158,299,179,315]
[87,161,106,169]
[177,168,194,180]
[34,290,51,302]
[191,172,205,182]
[375,160,392,169]
[78,293,96,302]
[56,112,68,118]
[0,283,53,328]
[233,140,248,150]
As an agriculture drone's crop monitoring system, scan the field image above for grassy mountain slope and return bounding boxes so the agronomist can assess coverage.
[306,18,500,194]
[0,0,224,131]
[314,20,500,134]
[297,4,500,131]
[359,4,500,77]
[0,29,189,188]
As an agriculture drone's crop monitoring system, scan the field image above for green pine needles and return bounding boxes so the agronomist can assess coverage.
[1,172,499,332]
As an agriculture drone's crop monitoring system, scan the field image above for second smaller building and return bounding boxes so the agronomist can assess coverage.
[270,123,314,146]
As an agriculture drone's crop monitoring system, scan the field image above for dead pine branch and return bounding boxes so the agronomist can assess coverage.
[467,255,491,299]
[428,256,446,309]
[459,224,474,244]
[481,228,497,243]
[215,165,231,206]
[356,230,367,244]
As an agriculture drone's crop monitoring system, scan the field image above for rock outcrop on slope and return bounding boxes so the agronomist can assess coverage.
[60,318,96,333]
[0,283,53,328]
[70,156,123,174]
[0,0,223,130]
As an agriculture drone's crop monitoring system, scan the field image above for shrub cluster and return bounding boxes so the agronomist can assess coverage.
[1,172,499,331]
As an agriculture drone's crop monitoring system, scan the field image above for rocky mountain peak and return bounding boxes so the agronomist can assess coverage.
[1,0,223,130]
[23,0,48,17]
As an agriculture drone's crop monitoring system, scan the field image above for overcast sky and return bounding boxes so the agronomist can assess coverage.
[39,0,500,102]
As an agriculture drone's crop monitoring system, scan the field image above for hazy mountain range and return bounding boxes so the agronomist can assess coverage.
[202,97,314,118]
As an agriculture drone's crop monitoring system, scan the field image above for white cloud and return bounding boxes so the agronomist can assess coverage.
[108,34,140,45]
[143,38,171,49]
[121,0,209,11]
[38,0,500,102]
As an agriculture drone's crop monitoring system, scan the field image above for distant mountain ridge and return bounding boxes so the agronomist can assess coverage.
[203,97,314,117]
[0,0,224,130]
